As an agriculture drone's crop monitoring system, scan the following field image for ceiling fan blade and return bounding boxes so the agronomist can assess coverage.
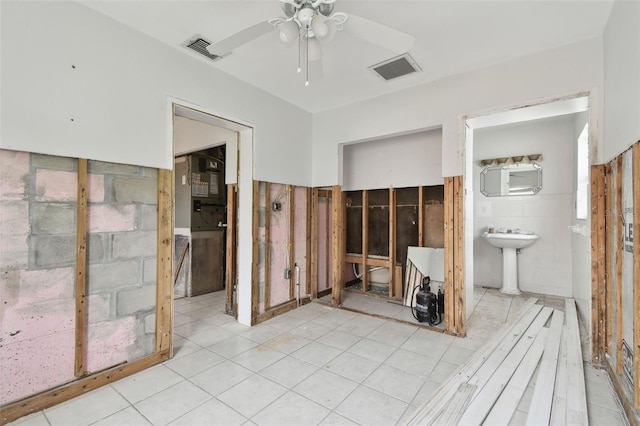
[206,21,273,56]
[343,14,415,54]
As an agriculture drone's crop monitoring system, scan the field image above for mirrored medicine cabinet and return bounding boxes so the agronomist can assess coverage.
[480,162,542,197]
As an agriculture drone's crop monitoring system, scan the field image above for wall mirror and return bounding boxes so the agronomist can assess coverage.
[480,163,542,196]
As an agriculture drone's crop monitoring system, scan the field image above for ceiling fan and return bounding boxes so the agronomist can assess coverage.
[206,0,415,86]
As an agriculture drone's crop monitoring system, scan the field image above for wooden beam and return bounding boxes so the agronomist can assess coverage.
[345,255,390,268]
[310,188,319,299]
[264,182,271,310]
[225,184,237,316]
[74,158,88,377]
[388,187,396,298]
[605,162,613,355]
[454,175,465,336]
[251,180,260,320]
[331,185,345,306]
[615,155,624,375]
[0,351,169,425]
[326,192,330,296]
[155,168,173,354]
[252,300,298,326]
[362,190,369,292]
[444,177,455,333]
[289,185,295,300]
[306,188,312,296]
[591,164,606,366]
[633,141,640,410]
[418,186,424,247]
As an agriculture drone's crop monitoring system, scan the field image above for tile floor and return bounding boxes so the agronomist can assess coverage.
[8,288,629,425]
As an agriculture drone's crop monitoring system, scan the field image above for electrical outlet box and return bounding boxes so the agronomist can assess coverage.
[272,201,282,211]
[284,268,291,279]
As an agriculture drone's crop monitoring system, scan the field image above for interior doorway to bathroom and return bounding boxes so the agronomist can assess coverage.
[463,94,591,326]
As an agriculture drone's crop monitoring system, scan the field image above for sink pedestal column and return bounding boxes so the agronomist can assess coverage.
[500,247,521,295]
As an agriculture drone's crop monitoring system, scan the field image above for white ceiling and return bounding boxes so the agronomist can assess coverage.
[79,0,614,114]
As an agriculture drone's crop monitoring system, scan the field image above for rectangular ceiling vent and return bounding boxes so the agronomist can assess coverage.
[185,37,220,62]
[370,54,421,81]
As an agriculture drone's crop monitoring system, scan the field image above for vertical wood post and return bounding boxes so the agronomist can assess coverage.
[289,186,295,300]
[418,186,424,247]
[389,187,396,298]
[251,181,260,322]
[615,155,624,375]
[331,185,345,306]
[310,188,319,298]
[591,164,606,366]
[454,176,465,335]
[605,163,613,355]
[264,183,271,310]
[444,176,465,336]
[633,142,640,409]
[225,184,237,316]
[74,158,88,376]
[155,168,173,354]
[362,190,369,292]
[306,188,312,296]
[444,177,455,333]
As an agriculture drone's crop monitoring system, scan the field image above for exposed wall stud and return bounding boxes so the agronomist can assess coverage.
[362,190,369,292]
[310,188,319,298]
[306,188,312,296]
[388,187,396,298]
[331,185,345,306]
[605,163,613,355]
[225,184,237,316]
[616,155,624,375]
[74,158,88,377]
[289,185,295,300]
[264,183,271,309]
[155,168,173,354]
[251,181,260,322]
[591,164,606,366]
[633,141,640,409]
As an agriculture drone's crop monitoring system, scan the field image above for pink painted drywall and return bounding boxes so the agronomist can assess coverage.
[88,204,136,232]
[0,150,29,201]
[293,187,308,297]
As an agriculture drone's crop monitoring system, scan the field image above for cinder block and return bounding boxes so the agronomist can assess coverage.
[2,297,75,344]
[1,235,29,269]
[0,201,30,235]
[113,177,157,205]
[88,293,111,324]
[88,161,139,176]
[35,170,76,202]
[142,257,156,283]
[86,316,137,372]
[87,233,107,263]
[144,313,156,334]
[88,204,135,233]
[33,203,75,234]
[15,267,74,301]
[87,174,105,203]
[33,234,76,267]
[87,260,139,292]
[111,231,156,259]
[31,154,74,171]
[0,149,29,201]
[140,204,157,230]
[142,167,157,179]
[116,284,156,316]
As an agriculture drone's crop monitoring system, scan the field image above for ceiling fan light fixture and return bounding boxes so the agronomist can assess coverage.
[307,37,323,61]
[278,20,300,44]
[311,14,329,38]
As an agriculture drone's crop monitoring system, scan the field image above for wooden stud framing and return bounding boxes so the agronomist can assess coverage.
[289,186,295,300]
[388,187,396,298]
[310,188,319,299]
[362,190,369,292]
[253,300,298,326]
[616,155,624,375]
[418,186,424,247]
[453,176,465,335]
[306,188,312,296]
[605,163,613,355]
[444,177,455,332]
[326,192,331,295]
[74,158,88,377]
[225,184,237,316]
[155,168,173,354]
[591,164,606,366]
[251,181,260,321]
[331,185,345,306]
[264,183,271,310]
[633,141,640,410]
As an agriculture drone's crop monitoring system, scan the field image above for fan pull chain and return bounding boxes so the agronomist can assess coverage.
[297,31,302,74]
[305,27,310,86]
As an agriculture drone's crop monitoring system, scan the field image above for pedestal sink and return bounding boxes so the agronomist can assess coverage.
[482,230,539,295]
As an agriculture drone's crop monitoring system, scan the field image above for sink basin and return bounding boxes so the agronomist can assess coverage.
[482,231,539,249]
[481,230,539,295]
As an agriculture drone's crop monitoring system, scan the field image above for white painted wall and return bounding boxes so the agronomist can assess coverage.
[0,1,312,186]
[603,0,640,161]
[312,38,604,187]
[473,114,578,297]
[342,129,443,191]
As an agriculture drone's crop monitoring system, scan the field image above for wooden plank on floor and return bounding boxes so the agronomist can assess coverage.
[525,310,565,426]
[484,327,549,426]
[550,326,568,425]
[459,307,554,425]
[432,383,477,426]
[565,299,588,425]
[406,299,541,426]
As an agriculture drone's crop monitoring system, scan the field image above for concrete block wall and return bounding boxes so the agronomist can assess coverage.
[0,150,158,405]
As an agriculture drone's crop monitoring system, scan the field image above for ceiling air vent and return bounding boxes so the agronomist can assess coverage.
[185,37,220,62]
[370,54,421,81]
